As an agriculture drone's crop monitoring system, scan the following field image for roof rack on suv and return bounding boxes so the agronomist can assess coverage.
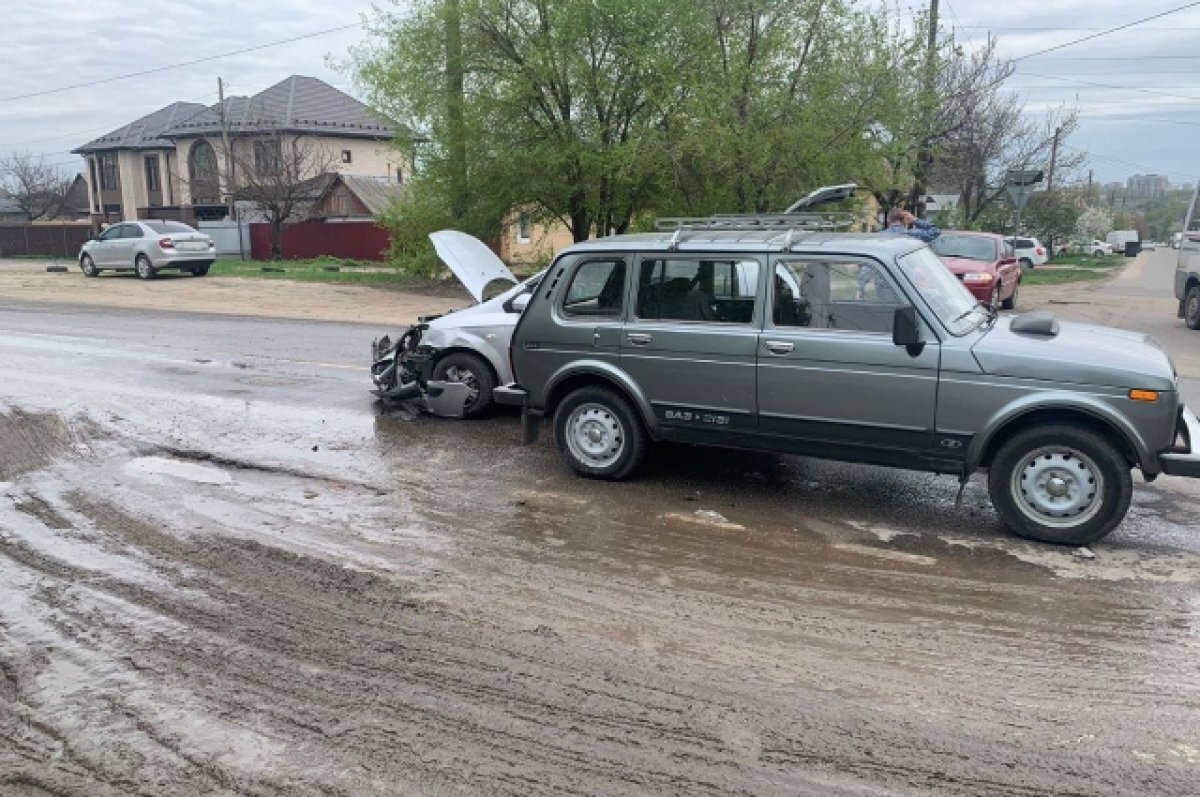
[654,212,858,233]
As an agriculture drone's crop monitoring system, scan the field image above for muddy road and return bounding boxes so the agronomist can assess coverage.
[2,274,1200,795]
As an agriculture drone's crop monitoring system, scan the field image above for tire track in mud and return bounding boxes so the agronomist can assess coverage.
[1,414,1198,795]
[0,484,1191,797]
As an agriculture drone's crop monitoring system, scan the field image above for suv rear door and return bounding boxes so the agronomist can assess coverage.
[621,254,762,433]
[758,255,940,457]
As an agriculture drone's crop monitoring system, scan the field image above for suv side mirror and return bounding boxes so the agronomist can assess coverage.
[892,305,923,348]
[511,292,531,313]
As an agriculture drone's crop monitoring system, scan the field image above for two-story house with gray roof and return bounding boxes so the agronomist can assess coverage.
[73,76,408,225]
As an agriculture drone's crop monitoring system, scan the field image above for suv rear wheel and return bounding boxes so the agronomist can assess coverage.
[554,386,646,480]
[988,424,1132,545]
[1185,284,1200,330]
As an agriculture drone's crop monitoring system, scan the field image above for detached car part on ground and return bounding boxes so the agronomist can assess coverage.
[495,219,1200,546]
[371,231,539,417]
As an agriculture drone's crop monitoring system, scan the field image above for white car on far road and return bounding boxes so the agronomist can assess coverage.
[1012,236,1048,268]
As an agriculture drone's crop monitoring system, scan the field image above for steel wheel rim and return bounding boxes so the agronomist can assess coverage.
[1010,446,1104,529]
[1188,293,1199,323]
[565,403,625,468]
[442,365,480,406]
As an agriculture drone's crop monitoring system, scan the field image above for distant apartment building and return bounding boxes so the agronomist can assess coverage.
[73,76,410,225]
[1127,174,1169,197]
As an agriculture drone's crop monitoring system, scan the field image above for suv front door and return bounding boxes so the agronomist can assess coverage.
[758,256,940,459]
[621,254,762,434]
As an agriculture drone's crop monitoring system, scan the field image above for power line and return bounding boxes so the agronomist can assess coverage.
[1012,3,1200,62]
[0,90,222,150]
[1064,144,1200,182]
[963,25,1200,31]
[1022,55,1200,60]
[1016,70,1200,102]
[1082,116,1200,128]
[0,23,362,103]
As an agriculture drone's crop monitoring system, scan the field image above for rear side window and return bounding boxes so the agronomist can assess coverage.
[636,257,759,323]
[144,220,197,234]
[1015,237,1034,248]
[561,259,627,317]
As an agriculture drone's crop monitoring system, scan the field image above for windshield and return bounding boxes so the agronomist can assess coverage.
[931,235,996,262]
[896,248,986,336]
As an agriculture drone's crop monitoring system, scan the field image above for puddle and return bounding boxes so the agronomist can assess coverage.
[124,456,233,485]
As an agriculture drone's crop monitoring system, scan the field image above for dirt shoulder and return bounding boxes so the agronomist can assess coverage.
[0,258,468,325]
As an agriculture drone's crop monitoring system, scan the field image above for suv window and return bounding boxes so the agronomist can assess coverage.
[636,257,759,323]
[773,260,902,333]
[561,259,627,317]
[1014,237,1034,248]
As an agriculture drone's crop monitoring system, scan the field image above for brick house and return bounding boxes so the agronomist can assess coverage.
[72,76,410,226]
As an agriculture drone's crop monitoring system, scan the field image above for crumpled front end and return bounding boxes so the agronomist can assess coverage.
[370,322,471,418]
[371,325,426,403]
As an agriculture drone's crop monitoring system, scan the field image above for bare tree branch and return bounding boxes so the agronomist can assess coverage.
[0,152,73,221]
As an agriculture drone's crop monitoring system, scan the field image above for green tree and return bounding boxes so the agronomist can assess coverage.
[354,0,923,246]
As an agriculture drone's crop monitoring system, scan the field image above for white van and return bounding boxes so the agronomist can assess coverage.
[1106,230,1140,254]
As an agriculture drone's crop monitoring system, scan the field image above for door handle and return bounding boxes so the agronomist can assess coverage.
[764,340,794,355]
[626,333,653,346]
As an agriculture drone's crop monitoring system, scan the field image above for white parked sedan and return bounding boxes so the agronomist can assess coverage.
[79,220,215,279]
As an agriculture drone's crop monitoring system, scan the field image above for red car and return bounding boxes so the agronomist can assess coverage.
[930,231,1021,310]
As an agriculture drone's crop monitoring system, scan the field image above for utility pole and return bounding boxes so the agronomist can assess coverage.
[1046,125,1063,191]
[444,0,467,222]
[1044,125,1063,255]
[911,0,940,217]
[218,77,243,258]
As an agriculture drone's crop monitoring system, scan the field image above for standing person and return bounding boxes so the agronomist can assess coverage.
[884,207,940,242]
[858,207,942,299]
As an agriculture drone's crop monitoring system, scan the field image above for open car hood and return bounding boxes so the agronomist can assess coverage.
[429,230,517,303]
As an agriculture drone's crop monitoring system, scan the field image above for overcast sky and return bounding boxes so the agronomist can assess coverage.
[3,0,1199,188]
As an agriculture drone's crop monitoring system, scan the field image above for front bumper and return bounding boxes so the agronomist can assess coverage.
[1159,405,1200,477]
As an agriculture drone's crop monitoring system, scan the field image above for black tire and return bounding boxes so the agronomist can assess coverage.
[431,352,496,418]
[988,424,1132,546]
[1093,250,1104,258]
[1001,279,1019,310]
[1019,258,1033,270]
[989,285,1001,310]
[190,264,211,277]
[135,254,157,280]
[553,386,647,480]
[1185,284,1200,330]
[80,254,99,278]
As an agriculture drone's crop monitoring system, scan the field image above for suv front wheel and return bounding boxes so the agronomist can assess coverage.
[554,386,646,480]
[988,424,1132,545]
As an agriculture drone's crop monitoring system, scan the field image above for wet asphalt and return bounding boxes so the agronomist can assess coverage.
[1,255,1199,795]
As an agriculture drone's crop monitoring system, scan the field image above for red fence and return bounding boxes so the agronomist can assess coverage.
[0,224,94,257]
[248,221,391,261]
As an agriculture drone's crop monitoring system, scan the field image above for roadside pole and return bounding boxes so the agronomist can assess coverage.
[1006,169,1043,261]
[218,77,245,260]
